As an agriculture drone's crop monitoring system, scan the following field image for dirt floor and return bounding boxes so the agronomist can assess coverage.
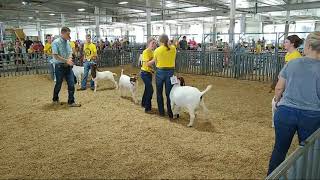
[0,65,298,179]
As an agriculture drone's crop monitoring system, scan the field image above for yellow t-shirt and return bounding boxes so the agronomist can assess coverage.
[154,45,176,68]
[44,42,52,55]
[141,48,153,73]
[84,42,97,61]
[256,44,262,54]
[70,41,75,49]
[285,50,302,63]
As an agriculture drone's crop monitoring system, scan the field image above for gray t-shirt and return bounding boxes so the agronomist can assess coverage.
[278,57,320,111]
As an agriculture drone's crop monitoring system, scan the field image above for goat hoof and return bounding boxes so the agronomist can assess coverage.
[177,114,180,118]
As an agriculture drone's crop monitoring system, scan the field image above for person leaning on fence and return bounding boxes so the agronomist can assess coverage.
[141,38,157,113]
[267,32,320,175]
[147,34,177,118]
[51,27,81,107]
[284,35,303,63]
[78,34,97,91]
[44,35,55,81]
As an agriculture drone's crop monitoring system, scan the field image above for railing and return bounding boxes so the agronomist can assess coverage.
[1,50,285,83]
[175,50,285,82]
[266,128,320,180]
[0,53,50,77]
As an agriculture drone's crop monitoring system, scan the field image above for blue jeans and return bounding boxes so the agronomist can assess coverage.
[52,63,76,104]
[156,69,174,117]
[267,105,320,175]
[141,71,153,111]
[81,60,95,89]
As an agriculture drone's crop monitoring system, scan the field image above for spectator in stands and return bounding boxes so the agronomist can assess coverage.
[24,37,33,52]
[147,34,176,118]
[256,40,262,54]
[261,37,266,49]
[32,41,42,53]
[105,38,110,48]
[251,39,256,52]
[44,35,55,81]
[179,36,188,50]
[51,27,81,107]
[189,37,197,50]
[284,35,303,63]
[141,38,156,113]
[14,41,23,67]
[267,31,320,175]
[69,40,76,58]
[217,39,223,51]
[78,34,97,91]
[110,40,114,49]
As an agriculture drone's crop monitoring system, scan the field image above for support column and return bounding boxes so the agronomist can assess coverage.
[212,16,217,45]
[146,0,151,39]
[315,21,320,31]
[229,0,236,46]
[284,10,290,39]
[75,26,79,40]
[95,6,100,41]
[61,14,65,27]
[36,19,41,41]
[240,14,246,34]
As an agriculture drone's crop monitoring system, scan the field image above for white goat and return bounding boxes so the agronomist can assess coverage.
[271,97,277,128]
[72,65,84,86]
[118,69,138,104]
[170,77,212,127]
[91,64,118,92]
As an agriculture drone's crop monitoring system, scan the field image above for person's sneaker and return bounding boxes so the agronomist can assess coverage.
[77,88,86,91]
[90,87,95,91]
[52,101,60,105]
[68,103,81,107]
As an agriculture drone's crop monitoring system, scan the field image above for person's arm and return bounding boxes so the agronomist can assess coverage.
[274,76,286,103]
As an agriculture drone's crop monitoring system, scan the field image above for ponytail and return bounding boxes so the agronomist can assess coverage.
[159,34,170,51]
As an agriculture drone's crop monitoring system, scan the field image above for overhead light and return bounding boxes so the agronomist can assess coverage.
[22,1,27,5]
[77,8,86,12]
[49,13,55,16]
[28,17,33,19]
[118,1,128,5]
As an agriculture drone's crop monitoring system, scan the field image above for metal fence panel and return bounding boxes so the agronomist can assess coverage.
[1,50,285,83]
[266,128,320,180]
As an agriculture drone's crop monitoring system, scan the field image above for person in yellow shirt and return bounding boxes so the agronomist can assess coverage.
[141,38,156,113]
[69,40,76,57]
[284,35,303,63]
[256,41,262,54]
[44,35,55,81]
[79,34,97,90]
[147,34,176,118]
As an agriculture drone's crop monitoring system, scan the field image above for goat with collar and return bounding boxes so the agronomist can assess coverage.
[170,76,212,127]
[91,64,118,92]
[118,69,139,104]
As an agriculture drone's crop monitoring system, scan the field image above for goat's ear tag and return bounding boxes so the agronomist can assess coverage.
[170,76,178,85]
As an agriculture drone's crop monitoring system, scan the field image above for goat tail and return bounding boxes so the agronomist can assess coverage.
[113,73,117,76]
[121,69,124,76]
[200,85,212,96]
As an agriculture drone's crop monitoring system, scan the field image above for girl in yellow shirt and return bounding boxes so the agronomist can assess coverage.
[148,34,177,118]
[141,38,156,112]
[284,35,303,63]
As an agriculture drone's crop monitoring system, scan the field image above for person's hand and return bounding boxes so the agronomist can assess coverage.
[66,58,74,66]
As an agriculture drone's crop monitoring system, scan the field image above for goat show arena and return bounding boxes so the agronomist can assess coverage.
[0,65,298,179]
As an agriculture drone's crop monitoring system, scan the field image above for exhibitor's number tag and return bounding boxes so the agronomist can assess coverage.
[170,75,178,85]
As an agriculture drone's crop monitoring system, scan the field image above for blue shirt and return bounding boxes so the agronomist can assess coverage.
[278,57,320,111]
[51,37,72,64]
